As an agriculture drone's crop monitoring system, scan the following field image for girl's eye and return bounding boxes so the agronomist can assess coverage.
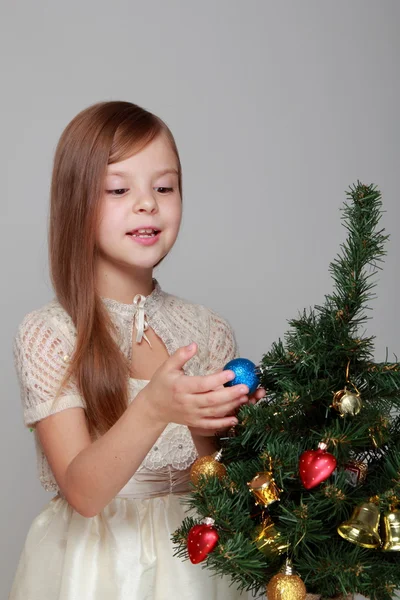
[107,189,129,196]
[107,187,173,195]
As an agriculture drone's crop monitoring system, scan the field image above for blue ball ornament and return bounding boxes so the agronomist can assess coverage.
[223,358,260,395]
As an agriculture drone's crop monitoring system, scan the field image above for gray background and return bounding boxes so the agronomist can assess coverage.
[1,1,399,598]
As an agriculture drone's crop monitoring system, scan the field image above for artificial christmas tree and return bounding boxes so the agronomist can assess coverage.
[172,182,400,600]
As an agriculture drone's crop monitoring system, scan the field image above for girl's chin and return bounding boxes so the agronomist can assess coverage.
[96,241,170,271]
[98,256,161,272]
[126,253,168,271]
[123,259,162,271]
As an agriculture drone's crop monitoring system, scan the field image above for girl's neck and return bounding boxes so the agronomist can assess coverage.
[95,262,155,304]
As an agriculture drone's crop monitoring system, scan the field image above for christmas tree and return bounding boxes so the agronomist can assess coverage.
[172,182,400,600]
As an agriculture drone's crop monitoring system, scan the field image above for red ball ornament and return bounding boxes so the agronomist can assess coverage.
[299,442,337,489]
[187,518,219,564]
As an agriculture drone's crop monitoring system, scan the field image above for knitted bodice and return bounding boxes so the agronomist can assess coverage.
[13,280,239,492]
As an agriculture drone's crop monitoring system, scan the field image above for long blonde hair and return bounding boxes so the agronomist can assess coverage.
[49,101,182,435]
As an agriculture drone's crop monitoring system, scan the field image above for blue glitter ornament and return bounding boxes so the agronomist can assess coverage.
[223,358,260,395]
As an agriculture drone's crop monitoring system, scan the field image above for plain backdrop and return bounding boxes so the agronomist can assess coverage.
[1,1,399,598]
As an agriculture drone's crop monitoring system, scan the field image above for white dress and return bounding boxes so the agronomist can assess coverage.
[10,281,246,599]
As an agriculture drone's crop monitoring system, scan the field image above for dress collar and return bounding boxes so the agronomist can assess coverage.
[100,278,165,319]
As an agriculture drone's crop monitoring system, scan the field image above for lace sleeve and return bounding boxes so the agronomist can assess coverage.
[13,309,85,428]
[204,308,240,374]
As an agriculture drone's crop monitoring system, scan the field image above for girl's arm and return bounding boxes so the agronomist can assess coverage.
[16,313,168,518]
[36,344,245,518]
[37,392,165,518]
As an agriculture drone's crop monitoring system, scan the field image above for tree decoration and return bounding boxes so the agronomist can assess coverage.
[187,517,219,564]
[343,459,368,487]
[247,471,281,507]
[189,449,226,486]
[299,442,337,490]
[381,506,400,551]
[266,559,307,600]
[332,388,362,417]
[223,357,260,394]
[247,455,281,506]
[337,501,381,548]
[251,515,289,557]
[332,361,362,417]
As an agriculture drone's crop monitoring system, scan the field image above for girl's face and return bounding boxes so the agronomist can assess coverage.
[96,133,182,275]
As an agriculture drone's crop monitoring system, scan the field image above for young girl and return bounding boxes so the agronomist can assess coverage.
[10,100,264,599]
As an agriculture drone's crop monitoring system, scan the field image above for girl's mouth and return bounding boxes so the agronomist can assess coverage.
[126,228,161,246]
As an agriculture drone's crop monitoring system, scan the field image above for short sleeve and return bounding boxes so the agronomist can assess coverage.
[204,308,240,374]
[13,309,85,428]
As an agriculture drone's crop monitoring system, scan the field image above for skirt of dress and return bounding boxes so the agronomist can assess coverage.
[9,488,247,599]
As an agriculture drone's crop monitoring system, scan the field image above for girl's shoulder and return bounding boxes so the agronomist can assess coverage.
[14,298,76,353]
[162,289,232,327]
[161,289,237,348]
[158,290,239,372]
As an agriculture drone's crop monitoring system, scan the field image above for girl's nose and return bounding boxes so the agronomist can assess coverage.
[133,193,158,213]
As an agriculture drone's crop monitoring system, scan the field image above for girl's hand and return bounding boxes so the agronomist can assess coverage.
[248,387,266,405]
[189,375,266,438]
[139,343,250,431]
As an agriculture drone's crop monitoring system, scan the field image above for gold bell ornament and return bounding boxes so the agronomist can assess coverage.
[190,449,227,486]
[266,558,307,600]
[381,507,400,551]
[337,501,381,548]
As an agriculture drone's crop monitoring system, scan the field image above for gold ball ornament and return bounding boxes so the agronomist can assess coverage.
[332,388,362,417]
[266,560,306,600]
[190,450,227,486]
[247,471,281,507]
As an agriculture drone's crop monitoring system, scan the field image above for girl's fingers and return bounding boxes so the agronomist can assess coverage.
[201,393,249,419]
[195,415,239,431]
[197,383,249,409]
[244,387,266,405]
[182,370,236,394]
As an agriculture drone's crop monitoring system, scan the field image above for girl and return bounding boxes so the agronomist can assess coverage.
[10,101,265,600]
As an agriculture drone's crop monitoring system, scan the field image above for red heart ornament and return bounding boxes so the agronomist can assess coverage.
[187,522,219,564]
[299,443,337,489]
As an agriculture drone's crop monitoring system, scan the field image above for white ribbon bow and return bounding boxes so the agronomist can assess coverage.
[133,294,152,348]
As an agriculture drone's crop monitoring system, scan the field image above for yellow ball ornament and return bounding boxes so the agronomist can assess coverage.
[190,450,227,486]
[266,560,306,600]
